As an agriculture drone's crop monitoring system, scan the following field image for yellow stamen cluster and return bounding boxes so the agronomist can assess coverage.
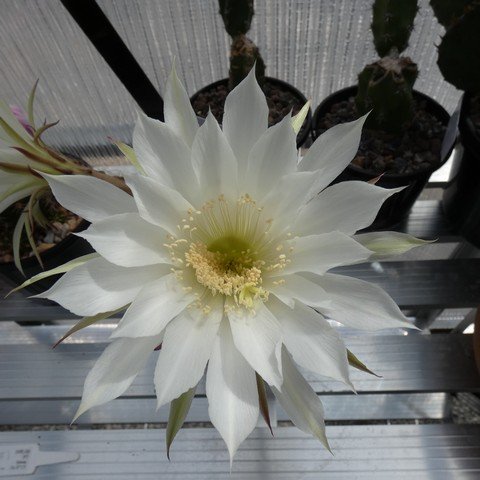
[185,243,268,308]
[163,194,294,312]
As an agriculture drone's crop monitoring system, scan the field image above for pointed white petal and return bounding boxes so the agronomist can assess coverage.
[244,114,297,197]
[125,174,194,236]
[41,173,136,223]
[0,182,38,214]
[267,273,331,310]
[271,346,330,450]
[77,213,171,267]
[299,114,368,192]
[228,301,283,388]
[73,335,162,421]
[354,231,433,259]
[303,272,412,330]
[111,274,195,338]
[36,257,169,317]
[164,64,198,147]
[155,299,223,408]
[206,320,259,461]
[222,68,269,171]
[269,298,352,387]
[133,113,199,203]
[191,112,238,200]
[279,231,372,276]
[294,181,403,236]
[260,170,319,237]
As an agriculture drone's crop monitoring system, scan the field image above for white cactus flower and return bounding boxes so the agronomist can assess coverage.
[36,67,426,461]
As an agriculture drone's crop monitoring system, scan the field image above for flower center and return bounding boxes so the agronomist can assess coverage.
[185,241,268,308]
[165,194,292,311]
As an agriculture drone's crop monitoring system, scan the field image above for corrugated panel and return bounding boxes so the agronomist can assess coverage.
[0,0,136,164]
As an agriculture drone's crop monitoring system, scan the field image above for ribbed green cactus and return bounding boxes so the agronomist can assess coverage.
[372,0,418,57]
[355,0,419,133]
[219,0,265,90]
[431,1,480,94]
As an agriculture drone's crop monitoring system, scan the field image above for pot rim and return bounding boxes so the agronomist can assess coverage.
[190,76,312,147]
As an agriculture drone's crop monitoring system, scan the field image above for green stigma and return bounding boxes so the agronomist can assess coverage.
[207,235,252,261]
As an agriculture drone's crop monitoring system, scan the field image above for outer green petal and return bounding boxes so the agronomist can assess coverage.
[354,231,433,259]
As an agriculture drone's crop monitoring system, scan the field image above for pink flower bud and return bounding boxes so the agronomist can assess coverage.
[9,105,34,136]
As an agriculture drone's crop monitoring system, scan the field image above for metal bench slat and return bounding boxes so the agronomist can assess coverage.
[334,259,480,309]
[0,392,450,425]
[1,425,480,479]
[0,335,478,403]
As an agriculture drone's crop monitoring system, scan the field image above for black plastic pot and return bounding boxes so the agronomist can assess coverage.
[190,77,312,148]
[312,86,451,230]
[442,93,480,247]
[0,220,93,295]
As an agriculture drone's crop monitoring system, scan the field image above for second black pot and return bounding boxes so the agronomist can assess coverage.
[442,93,480,247]
[312,86,451,230]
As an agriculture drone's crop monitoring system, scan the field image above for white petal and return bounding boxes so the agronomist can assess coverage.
[133,113,199,203]
[0,181,38,214]
[77,213,171,267]
[260,170,319,236]
[354,231,433,259]
[299,114,367,192]
[222,68,269,171]
[36,257,169,317]
[111,274,194,338]
[294,181,403,236]
[191,112,238,200]
[280,231,372,276]
[73,335,162,421]
[303,272,412,330]
[206,320,259,462]
[267,273,331,310]
[125,174,194,235]
[227,301,283,388]
[154,298,223,408]
[244,114,297,197]
[268,298,352,387]
[164,64,198,147]
[271,346,330,450]
[41,173,137,223]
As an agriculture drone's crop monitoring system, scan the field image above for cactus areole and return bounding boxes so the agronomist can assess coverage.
[355,0,419,133]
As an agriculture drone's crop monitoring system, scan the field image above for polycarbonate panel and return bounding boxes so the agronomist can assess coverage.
[100,0,461,113]
[0,0,138,165]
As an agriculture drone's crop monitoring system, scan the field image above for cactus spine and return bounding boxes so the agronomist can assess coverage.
[219,0,265,91]
[355,0,419,133]
[431,0,480,94]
